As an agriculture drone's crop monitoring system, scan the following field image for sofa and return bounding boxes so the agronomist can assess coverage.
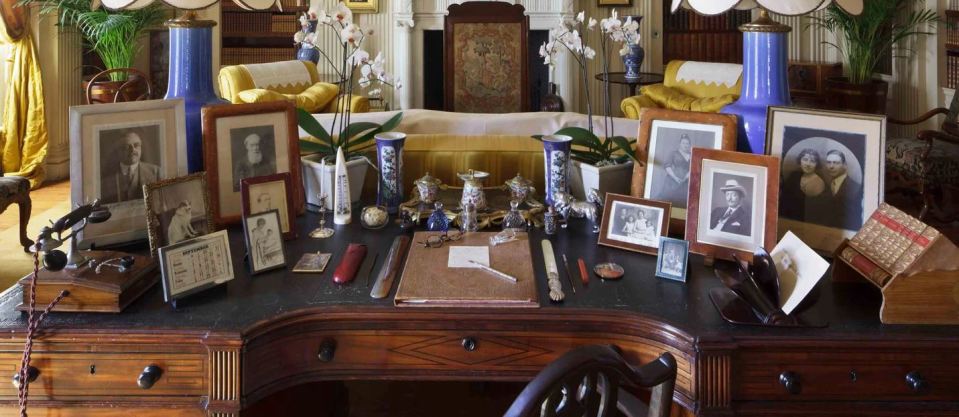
[620,60,743,119]
[218,60,369,114]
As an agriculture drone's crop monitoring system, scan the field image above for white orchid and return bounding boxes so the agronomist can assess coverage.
[333,2,352,23]
[294,31,306,44]
[317,10,332,24]
[340,23,362,44]
[583,46,596,60]
[576,11,585,22]
[347,49,370,67]
[587,18,598,30]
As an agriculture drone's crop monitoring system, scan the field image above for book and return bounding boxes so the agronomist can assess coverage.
[847,203,941,285]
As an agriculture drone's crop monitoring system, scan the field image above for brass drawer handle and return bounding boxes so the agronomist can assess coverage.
[318,339,337,363]
[137,365,163,389]
[462,337,477,352]
[905,371,927,392]
[779,371,801,395]
[12,366,39,388]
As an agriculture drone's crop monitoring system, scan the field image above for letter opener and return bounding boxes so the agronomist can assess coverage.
[541,240,565,302]
[370,235,411,299]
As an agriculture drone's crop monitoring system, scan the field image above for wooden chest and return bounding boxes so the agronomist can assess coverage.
[788,60,843,108]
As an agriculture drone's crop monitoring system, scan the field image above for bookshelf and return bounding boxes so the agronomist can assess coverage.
[945,9,959,90]
[661,1,750,64]
[220,2,307,66]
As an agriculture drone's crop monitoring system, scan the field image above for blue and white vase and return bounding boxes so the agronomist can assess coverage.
[296,20,320,65]
[542,134,573,207]
[375,132,406,214]
[623,43,645,81]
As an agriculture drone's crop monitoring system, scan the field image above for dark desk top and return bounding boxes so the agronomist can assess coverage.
[0,212,955,341]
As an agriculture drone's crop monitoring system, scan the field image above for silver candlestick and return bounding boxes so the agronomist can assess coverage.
[309,194,335,239]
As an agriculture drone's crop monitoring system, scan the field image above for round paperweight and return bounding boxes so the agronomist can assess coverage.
[593,262,624,280]
[360,205,389,229]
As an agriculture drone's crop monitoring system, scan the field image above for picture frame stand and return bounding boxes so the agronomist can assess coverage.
[708,258,827,328]
[708,287,827,328]
[169,285,228,311]
[703,255,715,267]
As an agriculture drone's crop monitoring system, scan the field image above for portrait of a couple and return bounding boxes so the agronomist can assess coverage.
[780,142,864,230]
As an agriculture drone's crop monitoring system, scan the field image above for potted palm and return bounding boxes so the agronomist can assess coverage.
[813,0,937,114]
[23,0,168,100]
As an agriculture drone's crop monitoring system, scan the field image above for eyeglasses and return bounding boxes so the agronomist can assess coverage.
[418,231,463,248]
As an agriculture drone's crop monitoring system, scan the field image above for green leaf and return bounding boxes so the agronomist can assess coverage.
[553,127,603,149]
[379,112,403,132]
[298,139,333,155]
[611,136,641,164]
[342,122,381,141]
[296,108,332,144]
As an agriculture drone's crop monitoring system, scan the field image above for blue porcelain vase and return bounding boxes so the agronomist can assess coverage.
[296,20,320,64]
[375,132,406,214]
[542,134,573,206]
[622,44,645,80]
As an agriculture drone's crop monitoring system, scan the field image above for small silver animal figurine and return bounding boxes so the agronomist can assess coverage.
[552,189,602,233]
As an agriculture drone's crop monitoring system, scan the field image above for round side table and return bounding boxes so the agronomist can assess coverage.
[595,72,665,97]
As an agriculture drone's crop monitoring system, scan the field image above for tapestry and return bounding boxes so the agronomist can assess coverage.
[452,23,522,113]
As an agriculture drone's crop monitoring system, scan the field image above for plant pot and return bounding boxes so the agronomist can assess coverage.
[301,154,369,210]
[823,77,888,115]
[82,77,150,104]
[569,160,634,201]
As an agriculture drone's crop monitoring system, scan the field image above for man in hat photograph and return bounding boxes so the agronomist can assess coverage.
[709,178,751,236]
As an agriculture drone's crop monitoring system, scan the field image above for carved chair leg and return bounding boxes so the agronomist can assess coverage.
[17,195,33,252]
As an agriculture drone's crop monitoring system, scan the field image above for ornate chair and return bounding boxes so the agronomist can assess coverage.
[0,161,33,252]
[887,92,959,223]
[444,2,529,113]
[504,345,676,417]
[620,60,743,119]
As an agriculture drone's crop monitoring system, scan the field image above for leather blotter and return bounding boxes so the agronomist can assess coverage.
[333,244,367,284]
[394,232,538,308]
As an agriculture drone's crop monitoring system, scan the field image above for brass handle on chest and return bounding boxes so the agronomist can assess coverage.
[905,371,927,392]
[137,365,163,389]
[318,339,337,363]
[12,366,39,388]
[461,337,477,352]
[779,371,801,395]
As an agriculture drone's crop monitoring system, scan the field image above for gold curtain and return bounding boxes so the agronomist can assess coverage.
[0,11,47,188]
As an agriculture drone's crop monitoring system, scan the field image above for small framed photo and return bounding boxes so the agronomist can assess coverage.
[242,209,287,274]
[70,99,187,248]
[241,173,296,240]
[598,193,671,255]
[686,148,780,263]
[766,106,885,253]
[656,237,689,282]
[158,230,235,303]
[202,101,303,226]
[344,0,378,13]
[144,172,215,257]
[631,108,737,234]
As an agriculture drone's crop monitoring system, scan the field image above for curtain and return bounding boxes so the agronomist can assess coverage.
[0,7,47,188]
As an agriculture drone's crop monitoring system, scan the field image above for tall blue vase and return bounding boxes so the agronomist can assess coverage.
[622,44,645,80]
[166,19,227,173]
[375,132,406,214]
[720,24,791,154]
[542,134,573,206]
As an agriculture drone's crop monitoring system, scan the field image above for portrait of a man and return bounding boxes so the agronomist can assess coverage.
[823,149,864,230]
[99,126,162,204]
[709,178,752,236]
[230,126,277,191]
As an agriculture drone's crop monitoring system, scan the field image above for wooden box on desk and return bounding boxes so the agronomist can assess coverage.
[832,204,959,324]
[788,60,842,108]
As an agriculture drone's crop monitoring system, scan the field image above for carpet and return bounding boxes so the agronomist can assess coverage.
[0,199,71,289]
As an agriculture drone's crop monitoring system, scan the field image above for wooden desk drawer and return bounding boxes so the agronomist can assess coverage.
[735,349,959,401]
[0,352,206,399]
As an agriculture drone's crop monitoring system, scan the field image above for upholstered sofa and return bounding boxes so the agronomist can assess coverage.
[620,60,743,118]
[218,60,369,114]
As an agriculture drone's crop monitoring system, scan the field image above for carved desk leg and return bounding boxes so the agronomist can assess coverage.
[207,345,242,417]
[696,345,734,416]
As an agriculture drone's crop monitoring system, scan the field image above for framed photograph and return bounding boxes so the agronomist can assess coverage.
[598,193,671,255]
[202,101,303,226]
[144,172,215,257]
[241,173,296,240]
[158,229,234,303]
[656,237,689,282]
[242,209,288,274]
[70,99,187,248]
[686,148,780,263]
[766,106,885,253]
[631,108,737,233]
[598,0,632,6]
[344,0,378,13]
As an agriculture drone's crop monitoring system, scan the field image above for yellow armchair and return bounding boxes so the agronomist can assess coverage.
[621,60,742,119]
[218,60,369,114]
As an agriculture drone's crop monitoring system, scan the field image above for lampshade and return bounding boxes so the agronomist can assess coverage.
[670,0,862,16]
[98,0,278,10]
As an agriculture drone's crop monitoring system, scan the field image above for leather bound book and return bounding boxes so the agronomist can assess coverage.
[394,232,538,308]
[849,203,940,281]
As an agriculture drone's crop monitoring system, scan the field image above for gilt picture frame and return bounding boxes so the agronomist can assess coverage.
[344,0,378,13]
[144,172,215,258]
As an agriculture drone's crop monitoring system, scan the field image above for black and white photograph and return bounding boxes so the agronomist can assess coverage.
[97,124,163,204]
[71,99,187,248]
[243,209,287,274]
[230,125,277,192]
[656,237,689,282]
[706,173,755,238]
[598,193,671,255]
[241,173,295,239]
[145,173,215,257]
[766,107,885,253]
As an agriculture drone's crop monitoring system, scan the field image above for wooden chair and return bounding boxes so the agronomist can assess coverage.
[504,345,676,417]
[444,1,529,113]
[0,162,33,252]
[887,92,959,224]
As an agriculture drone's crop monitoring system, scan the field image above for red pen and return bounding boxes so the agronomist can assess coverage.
[577,258,589,286]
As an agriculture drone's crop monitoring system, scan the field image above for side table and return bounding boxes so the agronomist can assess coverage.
[594,72,664,97]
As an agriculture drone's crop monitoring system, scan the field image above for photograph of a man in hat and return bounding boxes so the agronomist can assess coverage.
[709,178,751,236]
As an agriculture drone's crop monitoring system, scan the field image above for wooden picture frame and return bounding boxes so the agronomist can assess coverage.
[144,172,216,258]
[202,101,303,227]
[631,108,737,235]
[685,148,780,263]
[344,0,378,13]
[598,193,671,255]
[241,172,296,240]
[70,99,187,248]
[765,106,886,253]
[242,209,288,275]
[158,230,234,303]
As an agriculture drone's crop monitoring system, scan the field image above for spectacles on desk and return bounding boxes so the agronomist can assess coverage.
[418,231,463,248]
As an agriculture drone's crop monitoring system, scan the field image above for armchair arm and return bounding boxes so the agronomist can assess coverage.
[620,95,658,119]
[917,129,959,146]
[888,108,949,126]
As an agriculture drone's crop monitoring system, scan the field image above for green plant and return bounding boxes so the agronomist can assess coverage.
[811,0,938,85]
[297,108,402,161]
[532,127,639,167]
[22,0,168,81]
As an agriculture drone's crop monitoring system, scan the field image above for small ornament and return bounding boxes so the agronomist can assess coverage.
[458,169,489,211]
[309,194,335,238]
[543,206,558,235]
[360,205,389,229]
[460,202,479,233]
[426,202,449,232]
[333,147,351,225]
[502,200,526,232]
[505,173,534,203]
[375,132,406,214]
[594,262,625,280]
[414,172,442,204]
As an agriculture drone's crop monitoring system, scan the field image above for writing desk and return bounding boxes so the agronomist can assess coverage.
[0,213,956,416]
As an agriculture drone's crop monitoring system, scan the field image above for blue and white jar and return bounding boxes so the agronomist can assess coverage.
[542,134,573,207]
[623,43,645,81]
[375,132,406,214]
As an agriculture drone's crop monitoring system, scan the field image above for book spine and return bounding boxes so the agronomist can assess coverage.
[840,247,892,287]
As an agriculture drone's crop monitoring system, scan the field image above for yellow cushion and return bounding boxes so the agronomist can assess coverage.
[689,94,738,112]
[298,82,340,112]
[638,84,736,113]
[620,95,657,119]
[237,88,286,104]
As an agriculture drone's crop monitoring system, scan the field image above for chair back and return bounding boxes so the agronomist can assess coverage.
[504,345,676,417]
[218,60,321,104]
[664,60,742,99]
